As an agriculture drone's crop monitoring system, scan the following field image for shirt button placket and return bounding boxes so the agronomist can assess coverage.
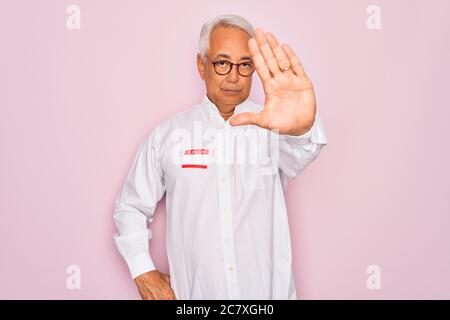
[218,156,240,299]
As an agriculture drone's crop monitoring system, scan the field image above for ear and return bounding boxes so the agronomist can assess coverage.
[196,53,206,81]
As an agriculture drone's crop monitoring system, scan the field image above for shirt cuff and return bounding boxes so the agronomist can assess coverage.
[127,253,156,279]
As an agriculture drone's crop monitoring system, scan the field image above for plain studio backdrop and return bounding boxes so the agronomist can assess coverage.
[0,0,449,299]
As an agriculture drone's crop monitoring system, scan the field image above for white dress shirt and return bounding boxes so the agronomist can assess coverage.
[113,94,328,299]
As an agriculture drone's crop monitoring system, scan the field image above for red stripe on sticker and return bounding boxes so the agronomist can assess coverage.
[181,164,208,169]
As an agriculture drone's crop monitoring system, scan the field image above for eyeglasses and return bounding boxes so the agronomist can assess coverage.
[205,54,255,77]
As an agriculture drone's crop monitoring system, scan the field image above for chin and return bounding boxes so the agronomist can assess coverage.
[220,93,244,101]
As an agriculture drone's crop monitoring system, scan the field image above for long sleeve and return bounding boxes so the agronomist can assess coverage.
[278,111,328,179]
[113,126,165,279]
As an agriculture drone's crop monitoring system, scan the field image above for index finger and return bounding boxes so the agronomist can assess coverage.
[248,37,271,82]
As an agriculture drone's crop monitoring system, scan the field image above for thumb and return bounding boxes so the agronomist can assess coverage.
[229,112,266,128]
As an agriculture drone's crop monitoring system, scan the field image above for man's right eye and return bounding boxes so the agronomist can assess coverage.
[217,61,228,66]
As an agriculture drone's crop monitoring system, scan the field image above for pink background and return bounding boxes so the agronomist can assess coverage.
[1,0,449,299]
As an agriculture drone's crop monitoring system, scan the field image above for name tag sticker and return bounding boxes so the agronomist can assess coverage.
[181,149,209,169]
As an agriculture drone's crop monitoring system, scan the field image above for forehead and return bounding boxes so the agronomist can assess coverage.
[208,25,251,59]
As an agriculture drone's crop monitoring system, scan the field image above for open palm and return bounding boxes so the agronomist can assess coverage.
[230,28,316,136]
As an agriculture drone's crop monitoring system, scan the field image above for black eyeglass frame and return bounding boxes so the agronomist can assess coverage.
[204,54,256,77]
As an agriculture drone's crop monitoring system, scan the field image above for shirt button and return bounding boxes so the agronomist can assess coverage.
[228,266,234,272]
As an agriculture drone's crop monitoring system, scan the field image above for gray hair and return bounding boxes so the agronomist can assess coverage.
[198,14,254,62]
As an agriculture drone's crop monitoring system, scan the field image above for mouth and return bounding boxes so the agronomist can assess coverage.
[222,88,241,92]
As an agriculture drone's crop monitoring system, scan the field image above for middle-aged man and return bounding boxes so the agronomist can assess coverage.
[113,14,328,300]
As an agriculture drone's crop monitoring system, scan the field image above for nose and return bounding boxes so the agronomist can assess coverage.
[226,64,239,83]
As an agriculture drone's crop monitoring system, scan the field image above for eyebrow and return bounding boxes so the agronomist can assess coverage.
[214,53,253,61]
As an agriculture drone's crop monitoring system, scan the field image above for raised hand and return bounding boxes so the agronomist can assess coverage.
[230,28,316,136]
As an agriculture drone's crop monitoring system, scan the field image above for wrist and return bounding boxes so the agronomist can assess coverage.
[286,122,313,136]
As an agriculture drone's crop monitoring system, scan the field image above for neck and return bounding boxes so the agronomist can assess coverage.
[219,108,235,121]
[207,94,237,121]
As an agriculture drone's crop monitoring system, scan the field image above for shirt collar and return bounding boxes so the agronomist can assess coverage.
[202,94,251,125]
